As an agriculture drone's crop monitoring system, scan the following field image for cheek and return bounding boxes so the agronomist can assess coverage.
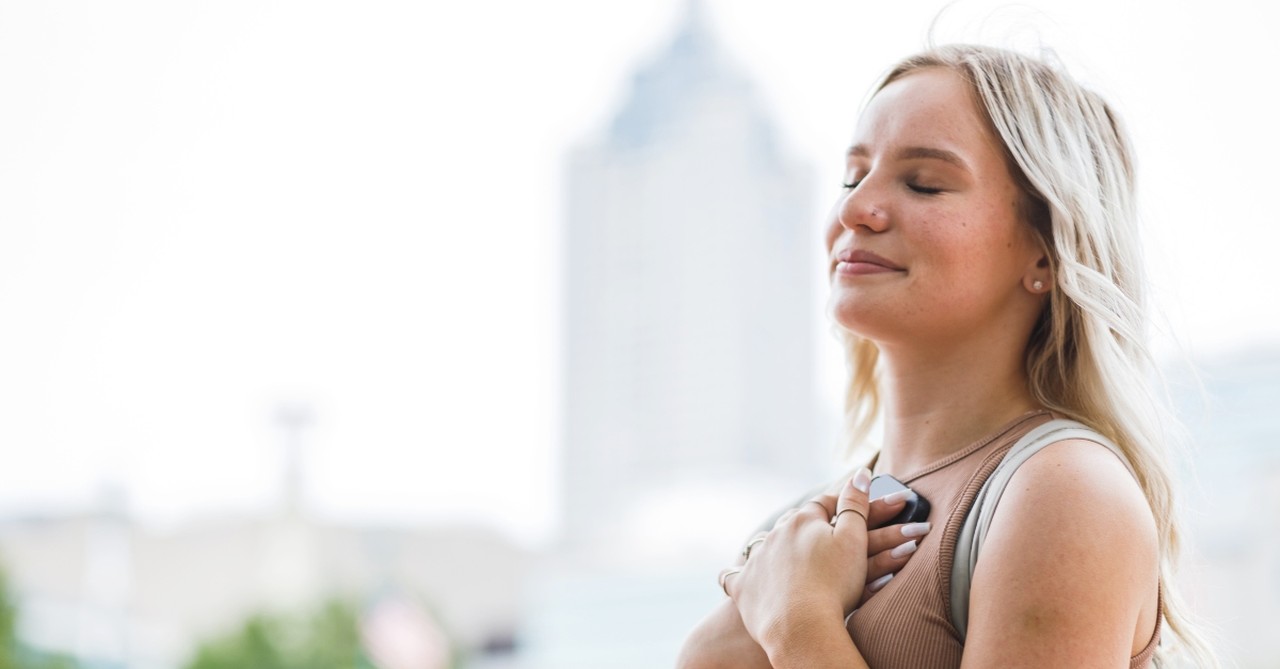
[823,203,844,252]
[911,213,977,267]
[914,209,1021,294]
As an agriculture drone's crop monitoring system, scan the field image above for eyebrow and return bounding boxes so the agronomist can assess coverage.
[846,144,971,172]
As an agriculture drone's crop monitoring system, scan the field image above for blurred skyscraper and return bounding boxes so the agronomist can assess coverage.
[560,1,823,560]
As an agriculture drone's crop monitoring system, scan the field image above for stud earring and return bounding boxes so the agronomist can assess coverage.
[1032,280,1045,292]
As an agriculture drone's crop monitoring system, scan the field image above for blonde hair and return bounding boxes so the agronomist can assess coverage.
[834,44,1215,666]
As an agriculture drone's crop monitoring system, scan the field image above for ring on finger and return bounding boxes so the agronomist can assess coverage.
[743,536,766,560]
[718,567,742,597]
[830,507,868,526]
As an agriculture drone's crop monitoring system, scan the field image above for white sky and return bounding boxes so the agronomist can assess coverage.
[1,0,1277,549]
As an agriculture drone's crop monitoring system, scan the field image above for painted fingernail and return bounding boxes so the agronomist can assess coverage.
[901,522,930,538]
[890,540,918,559]
[853,467,872,493]
[867,573,894,593]
[879,489,913,505]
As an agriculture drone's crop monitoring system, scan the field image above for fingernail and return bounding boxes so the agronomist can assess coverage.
[867,573,894,593]
[879,489,913,505]
[901,522,930,538]
[852,467,872,493]
[890,540,918,559]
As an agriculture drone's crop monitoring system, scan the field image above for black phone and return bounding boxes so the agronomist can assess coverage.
[868,474,931,527]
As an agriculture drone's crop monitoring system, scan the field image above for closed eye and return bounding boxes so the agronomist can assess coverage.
[841,180,861,190]
[908,183,943,195]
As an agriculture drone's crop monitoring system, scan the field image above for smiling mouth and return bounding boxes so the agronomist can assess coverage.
[834,261,903,276]
[831,249,905,275]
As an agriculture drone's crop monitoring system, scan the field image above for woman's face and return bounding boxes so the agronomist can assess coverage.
[824,67,1044,347]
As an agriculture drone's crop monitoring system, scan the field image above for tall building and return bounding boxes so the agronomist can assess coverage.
[560,1,823,557]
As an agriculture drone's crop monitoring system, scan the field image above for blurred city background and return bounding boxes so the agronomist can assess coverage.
[1,0,1278,667]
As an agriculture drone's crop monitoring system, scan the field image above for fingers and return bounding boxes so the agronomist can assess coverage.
[867,489,914,528]
[865,571,895,597]
[858,572,893,608]
[864,539,921,585]
[867,521,931,555]
[772,493,842,529]
[859,521,930,606]
[805,494,837,520]
[779,469,909,530]
[832,467,872,533]
[772,508,799,530]
[857,540,921,607]
[719,566,741,598]
[736,532,768,566]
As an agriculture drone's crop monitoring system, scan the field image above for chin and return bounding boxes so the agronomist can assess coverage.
[827,299,894,342]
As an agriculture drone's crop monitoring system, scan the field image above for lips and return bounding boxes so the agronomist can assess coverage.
[832,248,905,272]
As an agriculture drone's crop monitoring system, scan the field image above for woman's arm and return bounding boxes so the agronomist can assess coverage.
[959,439,1160,668]
[676,599,771,669]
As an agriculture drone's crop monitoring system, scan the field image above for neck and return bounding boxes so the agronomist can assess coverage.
[872,334,1042,477]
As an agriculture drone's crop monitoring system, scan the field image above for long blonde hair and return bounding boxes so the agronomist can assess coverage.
[835,44,1215,666]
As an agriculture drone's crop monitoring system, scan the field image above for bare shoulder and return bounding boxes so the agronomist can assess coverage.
[995,437,1155,544]
[960,438,1160,667]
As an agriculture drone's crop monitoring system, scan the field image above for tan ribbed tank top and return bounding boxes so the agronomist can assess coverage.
[837,410,1162,667]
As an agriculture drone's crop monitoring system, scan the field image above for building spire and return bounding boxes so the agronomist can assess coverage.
[683,0,708,36]
[672,0,713,54]
[275,402,314,519]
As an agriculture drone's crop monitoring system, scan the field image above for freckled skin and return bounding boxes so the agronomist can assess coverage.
[825,68,1044,351]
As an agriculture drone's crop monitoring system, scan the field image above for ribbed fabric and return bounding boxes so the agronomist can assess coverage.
[841,410,1161,668]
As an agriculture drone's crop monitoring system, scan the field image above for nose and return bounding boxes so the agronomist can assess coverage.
[837,180,890,234]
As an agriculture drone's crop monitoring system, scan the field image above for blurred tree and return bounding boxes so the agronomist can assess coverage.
[0,566,78,669]
[1,566,16,669]
[184,598,379,669]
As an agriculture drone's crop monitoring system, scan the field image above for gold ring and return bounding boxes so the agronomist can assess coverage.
[718,567,741,597]
[742,536,766,560]
[830,507,868,526]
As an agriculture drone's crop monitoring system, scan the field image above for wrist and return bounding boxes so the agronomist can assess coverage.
[759,601,859,668]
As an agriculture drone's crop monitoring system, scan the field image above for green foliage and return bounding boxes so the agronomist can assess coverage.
[184,598,378,669]
[0,565,79,669]
[1,566,16,669]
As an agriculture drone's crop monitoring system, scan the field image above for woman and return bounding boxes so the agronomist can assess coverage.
[677,45,1215,668]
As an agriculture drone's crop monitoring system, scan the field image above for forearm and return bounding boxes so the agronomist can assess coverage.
[758,606,870,669]
[677,599,772,669]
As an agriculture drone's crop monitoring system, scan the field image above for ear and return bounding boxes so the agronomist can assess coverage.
[1023,253,1052,294]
